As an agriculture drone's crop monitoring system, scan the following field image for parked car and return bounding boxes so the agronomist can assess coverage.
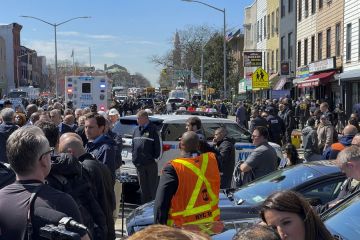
[126,161,346,235]
[322,189,360,240]
[118,114,282,180]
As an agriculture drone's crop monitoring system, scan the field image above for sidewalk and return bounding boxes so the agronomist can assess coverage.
[115,217,127,239]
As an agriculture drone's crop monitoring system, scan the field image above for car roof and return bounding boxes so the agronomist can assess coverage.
[120,114,236,123]
[295,160,341,175]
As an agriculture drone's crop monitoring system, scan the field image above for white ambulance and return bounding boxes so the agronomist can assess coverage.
[64,75,111,111]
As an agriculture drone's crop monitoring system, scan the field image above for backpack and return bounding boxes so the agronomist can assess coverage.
[0,162,15,189]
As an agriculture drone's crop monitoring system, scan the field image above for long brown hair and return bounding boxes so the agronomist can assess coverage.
[260,191,333,240]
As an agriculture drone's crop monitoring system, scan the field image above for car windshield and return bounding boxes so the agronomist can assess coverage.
[324,193,360,239]
[139,98,154,106]
[8,91,27,98]
[233,165,320,205]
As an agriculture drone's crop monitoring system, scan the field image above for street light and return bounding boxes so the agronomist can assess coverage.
[20,15,90,98]
[181,0,227,99]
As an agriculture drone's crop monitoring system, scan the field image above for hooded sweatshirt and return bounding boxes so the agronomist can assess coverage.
[302,126,319,156]
[0,123,19,163]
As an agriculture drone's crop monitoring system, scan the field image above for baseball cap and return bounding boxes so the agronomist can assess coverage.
[108,108,119,116]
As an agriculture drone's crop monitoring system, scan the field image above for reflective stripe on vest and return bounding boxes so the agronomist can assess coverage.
[167,153,220,225]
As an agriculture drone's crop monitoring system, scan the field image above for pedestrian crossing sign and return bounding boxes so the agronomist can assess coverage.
[252,67,269,89]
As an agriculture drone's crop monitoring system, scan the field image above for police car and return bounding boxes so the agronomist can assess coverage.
[116,115,284,189]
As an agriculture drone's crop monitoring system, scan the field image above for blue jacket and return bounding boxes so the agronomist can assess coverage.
[132,122,160,167]
[86,134,117,178]
[323,135,354,160]
[0,123,18,163]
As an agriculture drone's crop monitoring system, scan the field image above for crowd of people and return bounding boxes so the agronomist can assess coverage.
[0,94,359,240]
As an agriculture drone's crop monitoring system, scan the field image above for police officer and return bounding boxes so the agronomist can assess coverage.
[249,108,268,134]
[154,131,220,226]
[132,110,161,204]
[266,107,285,146]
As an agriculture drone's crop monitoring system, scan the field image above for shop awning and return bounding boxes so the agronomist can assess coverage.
[297,70,336,88]
[269,73,280,88]
[339,69,360,81]
[274,77,287,90]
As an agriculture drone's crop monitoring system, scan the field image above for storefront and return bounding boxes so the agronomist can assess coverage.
[338,68,360,116]
[294,58,336,103]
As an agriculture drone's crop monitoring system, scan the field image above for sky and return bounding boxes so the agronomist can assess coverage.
[1,0,253,86]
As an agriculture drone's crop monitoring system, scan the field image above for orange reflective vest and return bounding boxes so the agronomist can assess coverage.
[167,152,220,227]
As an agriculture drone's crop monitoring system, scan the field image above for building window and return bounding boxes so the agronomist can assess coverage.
[304,38,308,65]
[267,52,270,73]
[257,21,259,42]
[319,0,323,9]
[298,41,302,67]
[311,0,316,14]
[305,0,309,17]
[326,28,331,58]
[335,23,341,57]
[288,32,293,59]
[359,19,360,61]
[281,36,285,61]
[272,50,275,71]
[276,8,280,34]
[264,17,267,39]
[276,49,279,71]
[318,32,323,60]
[260,18,263,41]
[289,0,293,12]
[272,12,275,37]
[346,23,352,62]
[267,15,270,39]
[298,0,302,21]
[281,0,285,17]
[311,35,315,62]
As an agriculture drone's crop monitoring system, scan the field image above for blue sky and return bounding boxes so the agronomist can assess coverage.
[1,0,253,86]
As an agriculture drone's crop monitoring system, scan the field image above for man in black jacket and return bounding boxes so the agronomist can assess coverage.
[249,108,268,134]
[132,110,161,203]
[213,127,235,189]
[0,108,18,163]
[59,133,116,240]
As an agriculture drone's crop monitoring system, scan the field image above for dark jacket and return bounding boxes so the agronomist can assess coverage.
[132,122,160,167]
[282,107,295,132]
[0,123,18,163]
[46,153,107,239]
[79,153,116,240]
[249,116,268,134]
[107,130,123,169]
[266,114,284,144]
[75,125,88,146]
[215,137,235,189]
[86,134,117,179]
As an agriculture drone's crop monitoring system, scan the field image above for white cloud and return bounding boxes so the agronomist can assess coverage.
[87,34,117,40]
[58,31,80,36]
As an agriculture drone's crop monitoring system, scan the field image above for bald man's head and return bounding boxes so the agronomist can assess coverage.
[180,131,199,153]
[343,124,358,136]
[60,132,82,143]
[352,134,360,146]
[59,134,85,158]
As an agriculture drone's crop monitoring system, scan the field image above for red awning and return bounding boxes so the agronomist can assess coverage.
[297,70,336,88]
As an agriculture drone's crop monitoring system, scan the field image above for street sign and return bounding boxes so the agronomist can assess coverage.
[252,67,269,89]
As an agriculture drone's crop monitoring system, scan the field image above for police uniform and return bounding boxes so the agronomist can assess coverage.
[154,152,220,226]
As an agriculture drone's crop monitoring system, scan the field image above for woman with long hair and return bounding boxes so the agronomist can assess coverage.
[282,144,303,167]
[260,191,333,240]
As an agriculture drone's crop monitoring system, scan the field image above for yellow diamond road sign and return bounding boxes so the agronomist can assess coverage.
[252,67,269,89]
